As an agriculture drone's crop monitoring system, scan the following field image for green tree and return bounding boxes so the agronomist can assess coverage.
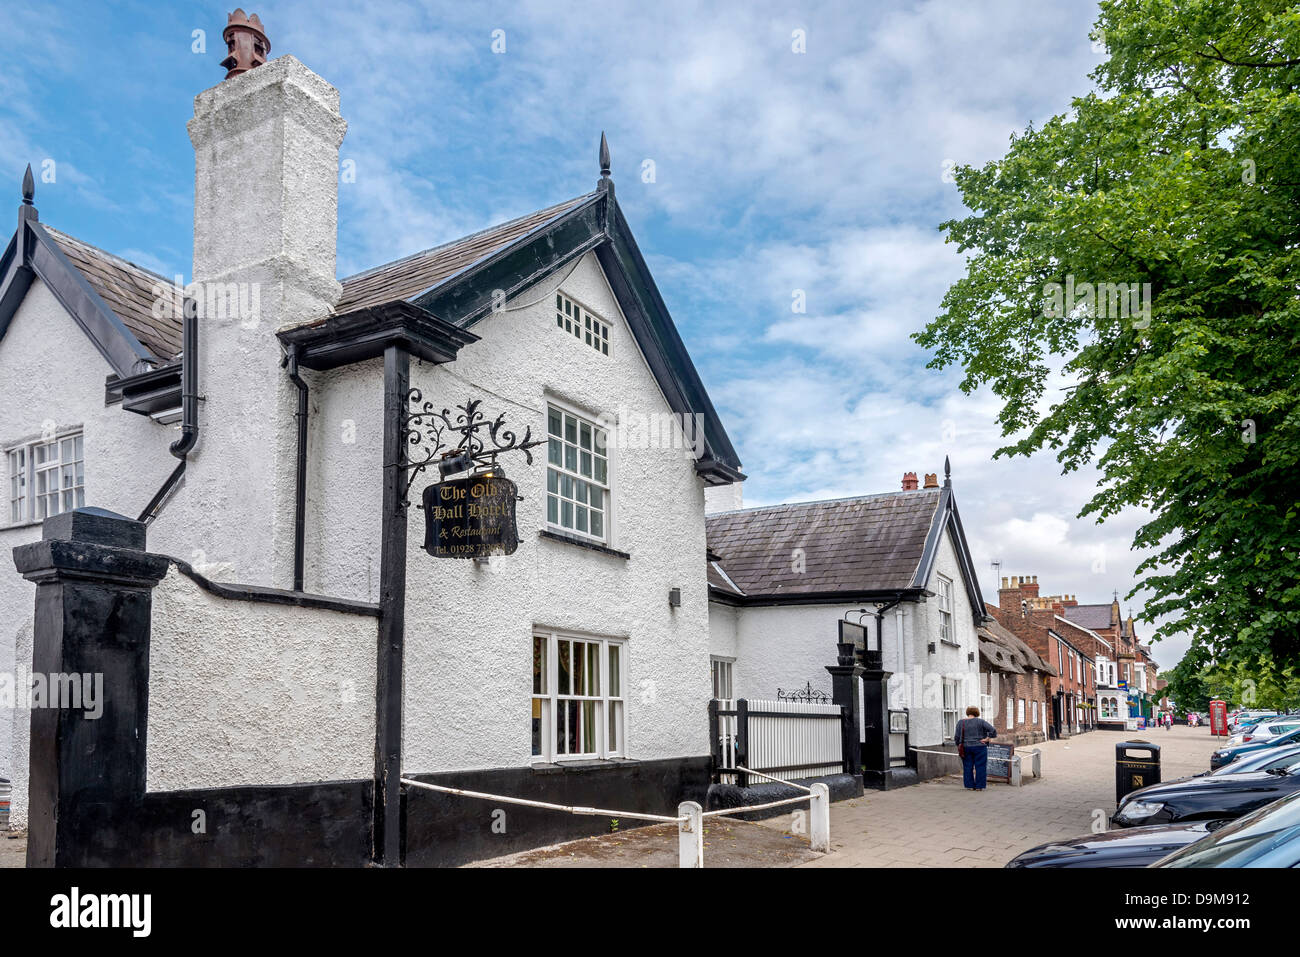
[916,0,1300,677]
[1161,657,1211,714]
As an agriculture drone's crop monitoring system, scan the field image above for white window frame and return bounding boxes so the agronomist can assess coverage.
[555,291,611,357]
[937,575,954,644]
[1032,700,1039,724]
[1017,698,1026,725]
[710,656,734,700]
[979,693,994,724]
[6,430,84,527]
[545,402,611,545]
[531,629,626,762]
[942,678,960,740]
[1006,696,1014,727]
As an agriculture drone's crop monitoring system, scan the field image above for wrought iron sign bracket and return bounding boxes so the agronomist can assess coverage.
[398,392,543,507]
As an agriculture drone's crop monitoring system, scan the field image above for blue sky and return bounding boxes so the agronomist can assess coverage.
[2,1,1188,665]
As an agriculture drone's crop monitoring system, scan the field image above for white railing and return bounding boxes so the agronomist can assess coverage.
[748,697,843,780]
[711,697,845,786]
[401,772,829,868]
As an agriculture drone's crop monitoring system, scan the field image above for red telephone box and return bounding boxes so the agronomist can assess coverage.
[1209,699,1228,736]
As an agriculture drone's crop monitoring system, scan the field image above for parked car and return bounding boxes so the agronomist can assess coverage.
[1152,788,1300,867]
[1228,711,1278,732]
[1211,724,1300,769]
[1006,820,1229,868]
[1200,743,1300,777]
[1112,757,1300,828]
[1224,717,1300,747]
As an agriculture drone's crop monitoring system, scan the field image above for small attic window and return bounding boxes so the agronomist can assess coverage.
[556,292,610,356]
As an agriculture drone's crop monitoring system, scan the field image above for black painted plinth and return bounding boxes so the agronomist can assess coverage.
[12,508,169,867]
[863,767,919,791]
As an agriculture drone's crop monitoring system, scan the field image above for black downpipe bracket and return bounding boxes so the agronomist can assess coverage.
[139,297,199,524]
[285,345,309,593]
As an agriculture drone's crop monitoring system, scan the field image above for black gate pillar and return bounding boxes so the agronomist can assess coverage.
[860,648,892,789]
[826,641,862,777]
[11,507,169,867]
[857,611,918,791]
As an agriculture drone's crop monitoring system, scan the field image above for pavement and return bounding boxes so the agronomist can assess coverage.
[0,831,24,869]
[467,817,821,868]
[773,724,1218,867]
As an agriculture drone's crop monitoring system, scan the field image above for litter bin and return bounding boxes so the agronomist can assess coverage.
[1116,740,1160,804]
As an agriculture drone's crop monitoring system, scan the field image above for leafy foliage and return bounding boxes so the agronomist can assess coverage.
[916,0,1300,676]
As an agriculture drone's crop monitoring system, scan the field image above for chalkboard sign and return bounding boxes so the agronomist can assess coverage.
[422,474,519,558]
[985,742,1015,784]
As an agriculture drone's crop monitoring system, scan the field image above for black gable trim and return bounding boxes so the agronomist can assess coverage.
[911,486,987,621]
[415,196,605,329]
[412,193,743,480]
[0,232,36,342]
[26,222,156,376]
[598,201,743,479]
[0,222,157,378]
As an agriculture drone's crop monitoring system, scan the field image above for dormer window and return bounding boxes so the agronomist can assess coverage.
[556,293,610,356]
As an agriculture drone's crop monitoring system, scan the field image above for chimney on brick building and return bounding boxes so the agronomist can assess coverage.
[922,472,939,489]
[902,472,918,491]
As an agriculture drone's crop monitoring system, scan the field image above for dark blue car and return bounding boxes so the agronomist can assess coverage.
[1210,724,1300,769]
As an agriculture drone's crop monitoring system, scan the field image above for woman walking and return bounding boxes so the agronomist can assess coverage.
[954,705,998,791]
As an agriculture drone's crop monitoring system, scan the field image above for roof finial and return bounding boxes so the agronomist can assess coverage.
[943,455,951,486]
[19,163,37,227]
[598,131,611,191]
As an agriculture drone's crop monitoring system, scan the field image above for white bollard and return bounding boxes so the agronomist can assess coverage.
[678,801,704,868]
[1010,755,1022,787]
[809,783,830,853]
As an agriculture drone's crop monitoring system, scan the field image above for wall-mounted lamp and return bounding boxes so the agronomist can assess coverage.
[927,641,936,655]
[968,652,976,664]
[668,587,681,608]
[438,450,473,478]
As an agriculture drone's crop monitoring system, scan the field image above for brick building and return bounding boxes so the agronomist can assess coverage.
[992,576,1099,739]
[976,614,1056,744]
[1062,597,1156,723]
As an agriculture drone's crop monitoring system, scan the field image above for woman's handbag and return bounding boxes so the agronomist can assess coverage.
[956,720,966,758]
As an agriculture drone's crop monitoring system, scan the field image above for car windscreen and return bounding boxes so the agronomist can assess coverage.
[1159,793,1300,867]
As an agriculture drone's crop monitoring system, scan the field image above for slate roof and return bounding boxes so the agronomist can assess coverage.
[705,490,942,598]
[977,615,1057,676]
[44,226,184,361]
[707,559,745,598]
[1053,614,1111,652]
[1063,603,1115,631]
[336,194,593,315]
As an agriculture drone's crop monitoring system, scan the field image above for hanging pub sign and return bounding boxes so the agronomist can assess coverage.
[422,472,520,558]
[402,393,543,560]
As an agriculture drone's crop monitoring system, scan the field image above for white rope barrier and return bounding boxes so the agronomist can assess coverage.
[700,794,811,818]
[399,777,685,824]
[400,773,831,866]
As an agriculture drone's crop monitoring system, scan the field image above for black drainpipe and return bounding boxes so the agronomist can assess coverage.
[139,297,199,524]
[285,344,309,592]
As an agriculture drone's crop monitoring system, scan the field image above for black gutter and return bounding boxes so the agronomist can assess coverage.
[170,298,199,458]
[138,298,198,525]
[285,344,309,593]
